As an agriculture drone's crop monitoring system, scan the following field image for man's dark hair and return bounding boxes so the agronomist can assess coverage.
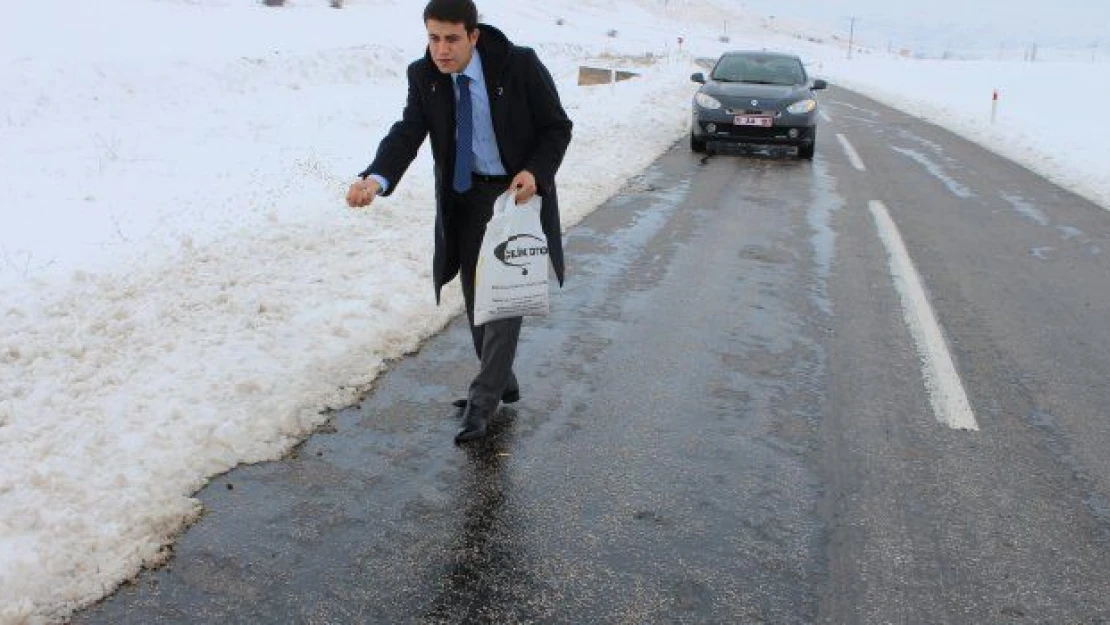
[423,0,478,33]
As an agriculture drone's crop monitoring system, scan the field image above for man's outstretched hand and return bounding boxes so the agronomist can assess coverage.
[347,178,381,208]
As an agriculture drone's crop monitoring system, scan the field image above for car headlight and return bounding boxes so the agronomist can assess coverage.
[786,99,817,114]
[695,92,722,110]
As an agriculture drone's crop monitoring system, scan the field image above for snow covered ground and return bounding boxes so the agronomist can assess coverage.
[819,55,1110,212]
[1,0,1108,622]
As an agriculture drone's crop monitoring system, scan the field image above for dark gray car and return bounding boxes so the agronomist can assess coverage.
[690,51,827,159]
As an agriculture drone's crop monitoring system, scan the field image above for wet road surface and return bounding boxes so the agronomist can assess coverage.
[73,87,1110,624]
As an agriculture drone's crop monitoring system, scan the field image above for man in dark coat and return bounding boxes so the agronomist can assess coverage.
[346,0,572,444]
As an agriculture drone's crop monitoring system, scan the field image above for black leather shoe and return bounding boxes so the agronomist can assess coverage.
[455,405,491,444]
[452,388,520,409]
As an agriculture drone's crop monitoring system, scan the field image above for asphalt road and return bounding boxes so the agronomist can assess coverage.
[72,87,1110,624]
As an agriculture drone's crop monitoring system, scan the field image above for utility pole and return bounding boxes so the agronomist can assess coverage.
[847,17,856,60]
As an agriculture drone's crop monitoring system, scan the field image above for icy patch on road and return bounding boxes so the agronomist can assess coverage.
[892,146,974,199]
[1001,193,1050,226]
[807,158,842,316]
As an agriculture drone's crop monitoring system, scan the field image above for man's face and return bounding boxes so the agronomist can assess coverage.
[426,19,478,75]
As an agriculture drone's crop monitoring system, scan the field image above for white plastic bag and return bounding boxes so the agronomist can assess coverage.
[473,191,550,326]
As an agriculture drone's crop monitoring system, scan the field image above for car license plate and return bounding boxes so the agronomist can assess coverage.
[734,115,773,127]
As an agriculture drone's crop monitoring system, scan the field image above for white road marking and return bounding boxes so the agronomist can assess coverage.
[869,200,980,431]
[836,134,866,171]
[819,110,833,123]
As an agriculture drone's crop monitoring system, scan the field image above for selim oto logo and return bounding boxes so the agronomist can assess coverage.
[494,234,547,275]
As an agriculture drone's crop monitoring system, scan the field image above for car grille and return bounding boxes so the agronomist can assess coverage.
[725,107,774,116]
[715,125,782,139]
[698,122,813,142]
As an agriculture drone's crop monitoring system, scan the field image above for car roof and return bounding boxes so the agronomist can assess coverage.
[719,50,801,61]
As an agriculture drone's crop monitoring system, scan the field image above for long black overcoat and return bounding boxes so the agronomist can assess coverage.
[362,24,573,303]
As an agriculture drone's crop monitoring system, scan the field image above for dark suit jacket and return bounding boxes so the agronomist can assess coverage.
[361,24,573,303]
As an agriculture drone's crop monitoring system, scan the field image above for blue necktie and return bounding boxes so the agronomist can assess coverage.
[453,74,473,193]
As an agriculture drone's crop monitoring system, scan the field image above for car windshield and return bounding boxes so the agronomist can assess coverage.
[711,55,805,85]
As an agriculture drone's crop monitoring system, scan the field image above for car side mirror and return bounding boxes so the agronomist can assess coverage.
[812,79,828,90]
[691,72,706,84]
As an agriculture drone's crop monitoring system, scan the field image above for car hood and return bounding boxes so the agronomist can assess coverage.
[701,81,810,110]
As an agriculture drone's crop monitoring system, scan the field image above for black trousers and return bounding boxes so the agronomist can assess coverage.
[452,180,522,412]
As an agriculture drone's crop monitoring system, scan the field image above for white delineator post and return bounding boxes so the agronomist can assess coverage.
[991,89,999,124]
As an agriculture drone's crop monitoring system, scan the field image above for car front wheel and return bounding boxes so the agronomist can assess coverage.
[798,137,815,160]
[690,133,707,154]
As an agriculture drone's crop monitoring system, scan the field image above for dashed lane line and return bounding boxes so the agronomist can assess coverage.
[836,133,867,172]
[869,200,980,431]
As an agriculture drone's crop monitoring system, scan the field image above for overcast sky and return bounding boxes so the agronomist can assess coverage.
[731,0,1107,54]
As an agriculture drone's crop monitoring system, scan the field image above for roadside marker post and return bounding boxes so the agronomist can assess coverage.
[991,89,999,124]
